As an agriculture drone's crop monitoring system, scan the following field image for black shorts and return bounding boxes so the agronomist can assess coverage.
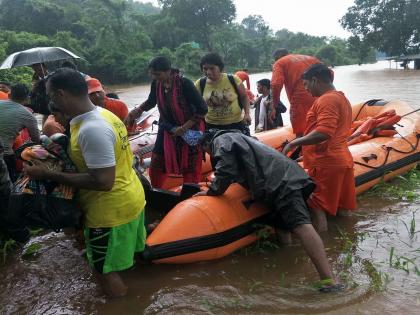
[269,189,312,231]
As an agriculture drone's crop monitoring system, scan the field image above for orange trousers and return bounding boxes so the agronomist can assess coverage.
[307,167,356,216]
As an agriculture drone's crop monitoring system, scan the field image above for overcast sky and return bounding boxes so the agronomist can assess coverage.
[136,0,355,38]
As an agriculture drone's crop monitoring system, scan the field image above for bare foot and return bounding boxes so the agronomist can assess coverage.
[99,272,128,298]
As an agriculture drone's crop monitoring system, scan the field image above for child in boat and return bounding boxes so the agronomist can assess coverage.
[196,129,341,292]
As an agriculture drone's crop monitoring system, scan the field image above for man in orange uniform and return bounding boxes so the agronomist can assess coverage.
[283,63,356,231]
[235,69,255,103]
[86,78,129,121]
[234,69,250,90]
[270,49,320,136]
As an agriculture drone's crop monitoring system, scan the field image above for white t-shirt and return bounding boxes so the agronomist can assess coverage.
[257,95,269,129]
[69,107,117,169]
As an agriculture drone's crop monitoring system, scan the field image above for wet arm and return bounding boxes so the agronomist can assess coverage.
[126,81,157,123]
[271,62,285,111]
[237,83,251,119]
[37,166,115,191]
[207,151,239,196]
[24,112,41,143]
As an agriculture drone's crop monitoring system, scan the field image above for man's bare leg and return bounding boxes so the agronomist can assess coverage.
[97,271,128,298]
[276,229,292,245]
[337,209,352,217]
[310,208,328,232]
[292,224,335,282]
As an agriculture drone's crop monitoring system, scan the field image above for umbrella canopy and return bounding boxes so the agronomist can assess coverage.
[0,47,81,69]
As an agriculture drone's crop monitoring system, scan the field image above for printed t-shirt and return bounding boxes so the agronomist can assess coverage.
[195,73,243,125]
[302,90,353,169]
[69,107,145,228]
[104,96,129,121]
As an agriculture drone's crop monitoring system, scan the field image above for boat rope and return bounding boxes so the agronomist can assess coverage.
[352,99,388,122]
[353,133,420,169]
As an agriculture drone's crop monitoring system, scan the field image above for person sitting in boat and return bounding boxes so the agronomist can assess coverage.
[196,53,252,135]
[124,56,208,188]
[24,68,146,298]
[196,129,341,292]
[254,79,286,132]
[283,63,356,232]
[86,78,129,122]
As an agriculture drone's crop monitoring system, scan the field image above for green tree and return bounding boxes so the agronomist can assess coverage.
[173,42,203,76]
[341,0,420,56]
[158,0,236,50]
[347,35,376,64]
[316,45,339,66]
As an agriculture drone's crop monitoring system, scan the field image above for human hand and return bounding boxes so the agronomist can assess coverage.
[172,126,186,137]
[243,113,252,125]
[269,107,276,121]
[23,159,50,180]
[124,111,137,128]
[282,142,295,156]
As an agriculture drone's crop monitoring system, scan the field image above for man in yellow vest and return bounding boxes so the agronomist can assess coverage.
[24,68,146,298]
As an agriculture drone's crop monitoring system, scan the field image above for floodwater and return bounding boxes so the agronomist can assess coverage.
[1,61,420,314]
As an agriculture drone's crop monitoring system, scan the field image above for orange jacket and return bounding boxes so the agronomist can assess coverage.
[235,71,250,90]
[271,54,319,134]
[104,97,129,121]
[303,91,353,169]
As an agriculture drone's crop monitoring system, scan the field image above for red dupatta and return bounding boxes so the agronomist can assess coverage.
[157,70,204,175]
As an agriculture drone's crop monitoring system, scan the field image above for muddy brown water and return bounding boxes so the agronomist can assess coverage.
[1,61,419,314]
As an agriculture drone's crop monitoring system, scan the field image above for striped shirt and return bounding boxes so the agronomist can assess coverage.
[0,100,40,155]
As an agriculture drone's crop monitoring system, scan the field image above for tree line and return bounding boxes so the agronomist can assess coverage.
[5,0,411,86]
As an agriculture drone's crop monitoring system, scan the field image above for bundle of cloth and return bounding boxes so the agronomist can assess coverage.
[347,110,401,145]
[9,133,82,231]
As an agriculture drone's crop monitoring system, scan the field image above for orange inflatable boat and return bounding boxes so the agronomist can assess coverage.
[136,99,420,264]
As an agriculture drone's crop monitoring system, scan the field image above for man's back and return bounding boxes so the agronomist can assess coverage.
[210,131,314,200]
[0,100,40,155]
[272,54,319,103]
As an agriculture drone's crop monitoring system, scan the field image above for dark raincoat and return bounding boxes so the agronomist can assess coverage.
[207,131,315,205]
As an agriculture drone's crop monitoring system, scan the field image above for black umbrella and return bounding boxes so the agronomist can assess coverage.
[0,46,81,69]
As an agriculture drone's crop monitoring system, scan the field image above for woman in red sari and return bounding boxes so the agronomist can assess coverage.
[125,57,208,188]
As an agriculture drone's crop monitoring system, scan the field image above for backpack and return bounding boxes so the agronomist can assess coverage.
[199,74,243,109]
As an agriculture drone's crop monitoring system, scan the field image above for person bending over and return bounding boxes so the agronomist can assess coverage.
[196,129,341,291]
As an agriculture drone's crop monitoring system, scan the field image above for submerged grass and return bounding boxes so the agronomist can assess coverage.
[366,166,420,200]
[0,228,43,263]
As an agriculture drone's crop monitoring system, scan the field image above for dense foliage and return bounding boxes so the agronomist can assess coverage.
[341,0,420,57]
[0,0,376,85]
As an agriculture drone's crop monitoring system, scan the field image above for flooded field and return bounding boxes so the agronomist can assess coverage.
[1,61,419,314]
